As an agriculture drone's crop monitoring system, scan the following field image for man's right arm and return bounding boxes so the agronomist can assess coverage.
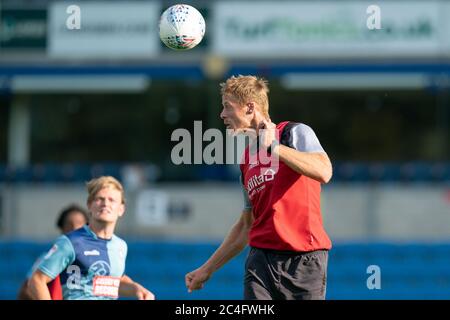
[28,235,75,300]
[119,274,155,300]
[17,280,33,300]
[185,209,253,292]
[28,270,53,300]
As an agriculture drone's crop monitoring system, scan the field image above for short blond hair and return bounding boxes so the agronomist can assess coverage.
[86,176,125,205]
[220,75,270,118]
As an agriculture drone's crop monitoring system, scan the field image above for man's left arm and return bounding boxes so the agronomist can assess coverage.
[260,120,332,184]
[273,146,332,183]
[119,275,155,300]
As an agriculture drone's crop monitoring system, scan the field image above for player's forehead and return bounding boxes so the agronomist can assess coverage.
[222,94,239,106]
[94,185,122,200]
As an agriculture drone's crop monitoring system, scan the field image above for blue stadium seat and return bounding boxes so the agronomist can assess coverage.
[3,241,450,299]
[8,166,33,183]
[0,280,20,300]
[400,162,432,182]
[369,162,402,182]
[430,163,450,182]
[335,162,370,182]
[0,164,6,182]
[32,163,61,183]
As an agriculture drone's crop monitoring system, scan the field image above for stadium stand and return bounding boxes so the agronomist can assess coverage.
[0,162,449,184]
[1,241,450,300]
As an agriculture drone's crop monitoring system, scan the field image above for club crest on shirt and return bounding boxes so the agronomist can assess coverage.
[88,260,111,276]
[44,244,58,260]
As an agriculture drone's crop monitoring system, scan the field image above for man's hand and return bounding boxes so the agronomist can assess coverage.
[257,118,277,150]
[229,127,257,139]
[185,267,211,293]
[134,283,155,300]
[28,270,53,300]
[119,275,155,300]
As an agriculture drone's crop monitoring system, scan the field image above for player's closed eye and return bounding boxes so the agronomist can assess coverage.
[94,197,118,205]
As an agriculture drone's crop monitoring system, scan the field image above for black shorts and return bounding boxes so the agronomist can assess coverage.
[244,247,328,300]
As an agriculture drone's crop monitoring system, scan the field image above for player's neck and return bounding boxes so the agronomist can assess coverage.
[88,221,115,240]
[250,112,269,130]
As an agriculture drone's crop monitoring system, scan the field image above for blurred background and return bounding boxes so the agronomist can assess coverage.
[0,0,449,300]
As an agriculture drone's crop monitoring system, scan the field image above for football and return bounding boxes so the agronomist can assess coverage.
[159,4,206,51]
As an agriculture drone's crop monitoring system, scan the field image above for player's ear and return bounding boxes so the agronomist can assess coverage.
[246,102,254,114]
[118,204,125,218]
